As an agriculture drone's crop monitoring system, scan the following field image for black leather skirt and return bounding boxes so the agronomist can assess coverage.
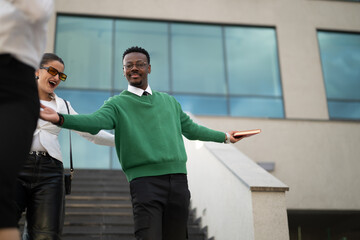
[15,151,65,240]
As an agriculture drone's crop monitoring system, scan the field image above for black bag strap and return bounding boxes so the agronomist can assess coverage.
[63,99,74,179]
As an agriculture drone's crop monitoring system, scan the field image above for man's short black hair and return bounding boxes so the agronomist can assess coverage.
[122,46,150,63]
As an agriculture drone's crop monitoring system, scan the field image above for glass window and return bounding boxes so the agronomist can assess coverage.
[55,15,286,169]
[111,148,122,170]
[230,96,284,118]
[327,101,360,120]
[170,23,227,95]
[225,26,284,118]
[55,16,113,90]
[173,94,228,116]
[56,89,113,169]
[318,31,360,120]
[114,20,170,92]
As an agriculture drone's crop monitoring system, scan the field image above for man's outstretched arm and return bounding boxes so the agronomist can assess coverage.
[40,103,116,134]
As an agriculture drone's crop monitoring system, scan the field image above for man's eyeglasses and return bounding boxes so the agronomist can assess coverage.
[123,62,148,70]
[40,66,67,81]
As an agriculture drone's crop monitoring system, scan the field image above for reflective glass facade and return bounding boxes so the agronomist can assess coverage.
[318,31,360,120]
[55,15,284,169]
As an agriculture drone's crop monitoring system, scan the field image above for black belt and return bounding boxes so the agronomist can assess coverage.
[29,151,49,157]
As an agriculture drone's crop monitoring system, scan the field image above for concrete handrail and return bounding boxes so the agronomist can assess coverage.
[185,139,289,240]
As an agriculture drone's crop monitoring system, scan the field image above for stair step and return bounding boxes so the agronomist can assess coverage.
[65,207,132,213]
[63,224,133,234]
[71,182,129,188]
[66,192,128,197]
[62,224,205,234]
[19,169,207,240]
[67,203,132,208]
[66,196,130,200]
[62,234,135,240]
[65,212,133,216]
[66,196,131,204]
[64,215,134,224]
[62,233,206,240]
[71,186,130,192]
[70,170,128,179]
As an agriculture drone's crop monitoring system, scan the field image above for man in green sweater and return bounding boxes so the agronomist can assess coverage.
[40,46,242,240]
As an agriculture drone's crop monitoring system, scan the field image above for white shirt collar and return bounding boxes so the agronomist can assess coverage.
[127,85,152,97]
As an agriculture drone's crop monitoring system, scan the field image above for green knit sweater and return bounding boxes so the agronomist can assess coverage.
[62,90,226,181]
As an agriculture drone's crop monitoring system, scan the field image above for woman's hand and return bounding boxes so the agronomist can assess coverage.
[40,103,60,123]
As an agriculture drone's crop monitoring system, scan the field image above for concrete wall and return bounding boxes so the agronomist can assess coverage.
[186,139,289,240]
[198,116,360,210]
[252,191,289,240]
[186,141,255,240]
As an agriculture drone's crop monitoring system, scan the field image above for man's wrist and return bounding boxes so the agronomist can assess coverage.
[55,113,64,126]
[225,132,231,144]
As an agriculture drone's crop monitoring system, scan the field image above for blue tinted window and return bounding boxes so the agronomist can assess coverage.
[171,24,227,94]
[173,94,228,116]
[55,89,113,169]
[56,15,283,119]
[225,27,284,118]
[328,101,360,120]
[111,148,122,170]
[56,89,111,113]
[318,31,360,120]
[56,16,113,90]
[114,20,170,92]
[230,96,284,118]
[55,15,285,169]
[225,27,282,97]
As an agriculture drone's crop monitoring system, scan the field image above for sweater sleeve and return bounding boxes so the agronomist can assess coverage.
[62,101,117,135]
[179,105,225,143]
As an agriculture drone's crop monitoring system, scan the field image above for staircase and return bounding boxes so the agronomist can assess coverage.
[62,169,208,240]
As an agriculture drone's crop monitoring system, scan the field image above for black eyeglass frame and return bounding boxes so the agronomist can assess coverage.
[123,61,148,70]
[40,66,67,81]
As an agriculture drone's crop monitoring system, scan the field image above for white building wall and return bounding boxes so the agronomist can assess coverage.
[198,116,360,210]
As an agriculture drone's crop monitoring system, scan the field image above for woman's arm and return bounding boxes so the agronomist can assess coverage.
[74,130,115,147]
[64,101,115,147]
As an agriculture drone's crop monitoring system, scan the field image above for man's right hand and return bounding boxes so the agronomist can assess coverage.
[40,103,60,123]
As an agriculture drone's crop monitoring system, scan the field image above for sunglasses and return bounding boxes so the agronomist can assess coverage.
[40,66,67,81]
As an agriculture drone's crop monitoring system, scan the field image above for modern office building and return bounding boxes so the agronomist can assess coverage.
[47,0,360,239]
